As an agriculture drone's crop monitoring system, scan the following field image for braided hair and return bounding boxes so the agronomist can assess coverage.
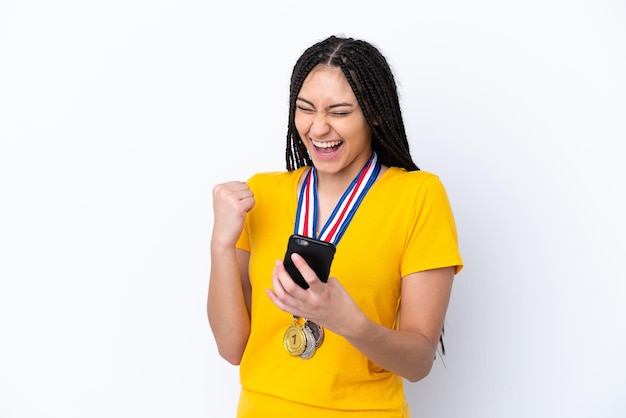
[286,35,419,172]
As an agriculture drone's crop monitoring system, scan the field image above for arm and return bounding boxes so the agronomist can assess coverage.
[342,266,454,382]
[207,182,254,365]
[267,254,454,382]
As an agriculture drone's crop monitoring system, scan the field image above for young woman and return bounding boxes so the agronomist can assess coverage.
[208,35,463,417]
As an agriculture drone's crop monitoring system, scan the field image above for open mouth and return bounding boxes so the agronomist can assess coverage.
[312,139,343,155]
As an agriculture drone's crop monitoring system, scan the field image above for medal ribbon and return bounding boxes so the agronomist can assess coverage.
[294,152,381,245]
[287,153,380,358]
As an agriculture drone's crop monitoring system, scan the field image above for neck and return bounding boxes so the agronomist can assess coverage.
[315,171,355,198]
[314,152,374,195]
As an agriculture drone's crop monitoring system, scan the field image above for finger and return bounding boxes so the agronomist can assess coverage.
[230,186,254,200]
[268,262,300,313]
[217,180,249,191]
[290,253,324,289]
[230,186,255,212]
[266,288,288,312]
[213,182,253,202]
[212,182,242,199]
[270,262,289,297]
[214,183,255,214]
[275,259,308,296]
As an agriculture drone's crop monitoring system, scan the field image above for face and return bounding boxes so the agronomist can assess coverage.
[295,64,373,180]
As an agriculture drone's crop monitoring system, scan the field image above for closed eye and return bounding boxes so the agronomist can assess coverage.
[296,105,315,113]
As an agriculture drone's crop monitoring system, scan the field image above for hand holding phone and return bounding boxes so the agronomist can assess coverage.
[283,234,336,289]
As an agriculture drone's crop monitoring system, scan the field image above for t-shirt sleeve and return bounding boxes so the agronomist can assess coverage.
[401,174,464,277]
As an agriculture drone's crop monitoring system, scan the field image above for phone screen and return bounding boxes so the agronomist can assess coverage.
[283,234,336,289]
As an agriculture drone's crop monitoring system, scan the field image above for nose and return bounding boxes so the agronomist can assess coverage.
[309,113,330,137]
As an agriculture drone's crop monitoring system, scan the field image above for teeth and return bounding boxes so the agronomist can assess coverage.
[312,140,342,148]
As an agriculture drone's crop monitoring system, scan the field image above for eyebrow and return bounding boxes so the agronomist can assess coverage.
[296,97,355,111]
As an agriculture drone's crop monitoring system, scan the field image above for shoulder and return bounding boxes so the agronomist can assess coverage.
[373,168,452,211]
[380,167,445,192]
[246,168,308,194]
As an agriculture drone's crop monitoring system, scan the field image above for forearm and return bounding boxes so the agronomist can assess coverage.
[207,244,250,365]
[345,267,454,381]
[343,313,437,382]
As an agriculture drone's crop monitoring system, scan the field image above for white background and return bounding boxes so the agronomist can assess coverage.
[1,1,625,417]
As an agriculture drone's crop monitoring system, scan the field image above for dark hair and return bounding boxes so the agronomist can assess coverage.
[286,35,419,172]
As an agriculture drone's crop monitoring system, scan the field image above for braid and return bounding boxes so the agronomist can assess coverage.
[286,35,419,171]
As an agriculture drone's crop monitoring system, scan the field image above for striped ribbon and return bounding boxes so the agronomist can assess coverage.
[294,152,381,245]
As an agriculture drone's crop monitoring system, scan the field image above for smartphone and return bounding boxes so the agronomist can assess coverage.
[283,234,336,289]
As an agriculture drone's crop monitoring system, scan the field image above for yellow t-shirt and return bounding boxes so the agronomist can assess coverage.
[235,167,463,417]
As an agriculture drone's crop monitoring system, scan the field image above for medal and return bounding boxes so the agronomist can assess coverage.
[299,324,317,359]
[305,319,324,348]
[283,318,307,356]
[284,153,381,359]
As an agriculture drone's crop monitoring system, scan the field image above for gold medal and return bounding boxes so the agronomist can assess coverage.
[283,319,307,356]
